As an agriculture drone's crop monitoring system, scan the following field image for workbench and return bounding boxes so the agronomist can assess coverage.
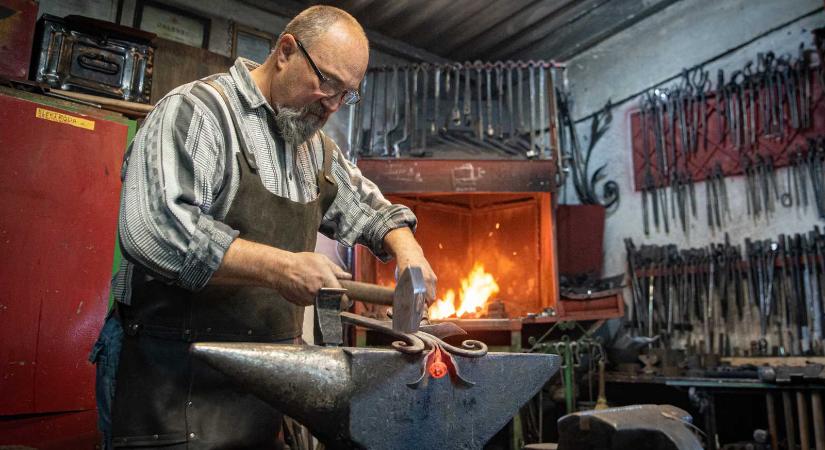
[605,371,825,450]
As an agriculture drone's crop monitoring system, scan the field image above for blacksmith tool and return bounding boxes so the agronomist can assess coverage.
[783,391,798,450]
[366,70,378,155]
[640,96,654,235]
[314,267,428,347]
[420,63,429,149]
[813,391,825,450]
[798,391,811,450]
[485,64,494,138]
[190,343,559,449]
[475,61,484,142]
[766,392,780,450]
[450,64,461,126]
[392,67,411,155]
[717,69,727,145]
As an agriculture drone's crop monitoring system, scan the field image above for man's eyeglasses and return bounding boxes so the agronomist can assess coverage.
[294,38,361,106]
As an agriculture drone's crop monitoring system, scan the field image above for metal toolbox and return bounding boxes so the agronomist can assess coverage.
[31,15,155,103]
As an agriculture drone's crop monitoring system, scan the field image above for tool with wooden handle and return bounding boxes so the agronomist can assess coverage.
[314,267,428,347]
[339,280,395,306]
[340,266,427,334]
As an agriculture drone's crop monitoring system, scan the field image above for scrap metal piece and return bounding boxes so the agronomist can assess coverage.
[191,343,559,450]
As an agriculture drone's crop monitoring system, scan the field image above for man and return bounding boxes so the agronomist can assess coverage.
[90,5,436,448]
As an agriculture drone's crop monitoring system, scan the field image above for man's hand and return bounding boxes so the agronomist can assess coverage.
[383,227,437,304]
[273,252,352,306]
[210,238,351,306]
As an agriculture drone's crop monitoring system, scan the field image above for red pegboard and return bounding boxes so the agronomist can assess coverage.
[630,70,825,191]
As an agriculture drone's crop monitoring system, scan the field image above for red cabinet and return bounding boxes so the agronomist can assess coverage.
[0,87,132,448]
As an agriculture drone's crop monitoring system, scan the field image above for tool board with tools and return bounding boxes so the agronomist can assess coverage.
[624,225,825,358]
[345,60,564,161]
[628,41,825,235]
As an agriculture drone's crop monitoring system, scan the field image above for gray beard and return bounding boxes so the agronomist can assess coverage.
[274,102,324,147]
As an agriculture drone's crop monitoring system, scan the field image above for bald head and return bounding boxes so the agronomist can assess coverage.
[280,5,368,50]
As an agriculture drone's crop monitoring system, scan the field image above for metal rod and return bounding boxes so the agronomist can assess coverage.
[813,391,825,450]
[799,391,812,450]
[784,390,798,450]
[765,392,780,450]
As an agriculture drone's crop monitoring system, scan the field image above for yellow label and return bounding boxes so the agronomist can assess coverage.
[35,107,95,131]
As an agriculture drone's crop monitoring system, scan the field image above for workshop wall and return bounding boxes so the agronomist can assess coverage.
[35,0,409,147]
[564,0,825,279]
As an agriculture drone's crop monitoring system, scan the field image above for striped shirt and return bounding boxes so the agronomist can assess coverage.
[112,58,416,304]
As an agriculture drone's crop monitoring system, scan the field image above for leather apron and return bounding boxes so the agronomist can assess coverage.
[111,80,338,448]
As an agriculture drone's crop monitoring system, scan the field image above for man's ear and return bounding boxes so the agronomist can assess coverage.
[275,34,297,68]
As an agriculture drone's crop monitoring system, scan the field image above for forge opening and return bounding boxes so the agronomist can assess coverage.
[358,192,556,319]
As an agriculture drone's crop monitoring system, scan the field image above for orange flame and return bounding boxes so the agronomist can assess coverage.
[429,263,500,319]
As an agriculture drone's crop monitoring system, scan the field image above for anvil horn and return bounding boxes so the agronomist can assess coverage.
[191,343,560,449]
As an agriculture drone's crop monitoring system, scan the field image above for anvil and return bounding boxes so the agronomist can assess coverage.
[191,343,559,449]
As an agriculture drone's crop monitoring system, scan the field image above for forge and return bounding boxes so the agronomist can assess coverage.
[353,158,558,322]
[190,343,560,449]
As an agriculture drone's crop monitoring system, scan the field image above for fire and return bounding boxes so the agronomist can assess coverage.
[429,263,500,319]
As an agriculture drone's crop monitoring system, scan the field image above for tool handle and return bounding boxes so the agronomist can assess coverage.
[340,280,393,306]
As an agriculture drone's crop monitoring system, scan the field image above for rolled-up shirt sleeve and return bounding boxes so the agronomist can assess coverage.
[118,92,238,291]
[319,142,417,262]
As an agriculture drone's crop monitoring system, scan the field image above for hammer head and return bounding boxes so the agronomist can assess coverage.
[392,266,427,333]
[314,288,346,346]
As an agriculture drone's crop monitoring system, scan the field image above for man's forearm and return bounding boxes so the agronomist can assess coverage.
[383,227,437,301]
[208,237,352,306]
[210,238,290,287]
[383,227,424,264]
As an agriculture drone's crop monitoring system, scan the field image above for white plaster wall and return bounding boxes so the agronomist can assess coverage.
[568,0,824,119]
[563,0,825,279]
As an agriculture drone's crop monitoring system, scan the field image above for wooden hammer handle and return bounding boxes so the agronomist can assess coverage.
[339,280,393,306]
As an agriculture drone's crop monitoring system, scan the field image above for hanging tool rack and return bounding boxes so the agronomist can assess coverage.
[628,43,825,234]
[624,226,825,358]
[347,60,565,162]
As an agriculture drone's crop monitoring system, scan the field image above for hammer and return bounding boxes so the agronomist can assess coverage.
[314,266,427,346]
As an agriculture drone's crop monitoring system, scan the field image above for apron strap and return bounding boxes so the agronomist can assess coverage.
[201,78,259,174]
[319,131,336,185]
